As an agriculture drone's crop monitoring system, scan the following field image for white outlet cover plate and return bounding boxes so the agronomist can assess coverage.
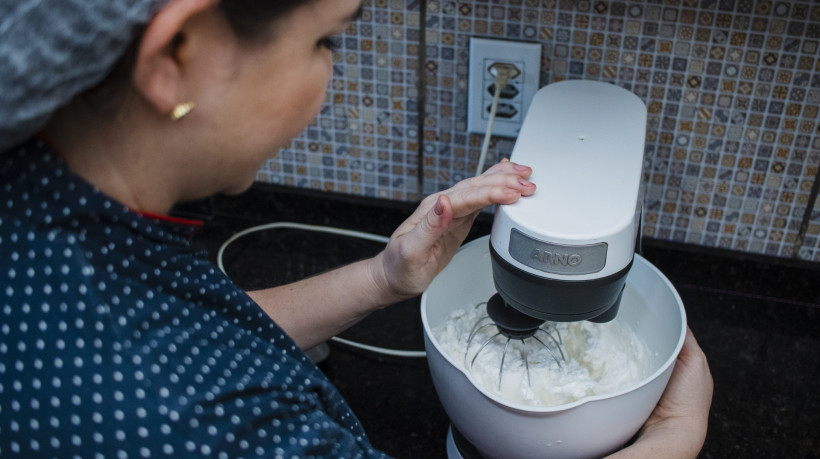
[467,37,542,138]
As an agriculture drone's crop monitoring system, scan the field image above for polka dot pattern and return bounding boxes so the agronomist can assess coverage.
[0,139,389,458]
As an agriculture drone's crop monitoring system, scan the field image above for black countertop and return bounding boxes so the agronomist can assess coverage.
[178,184,819,458]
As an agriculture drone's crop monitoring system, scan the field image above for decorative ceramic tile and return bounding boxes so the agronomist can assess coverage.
[256,0,820,262]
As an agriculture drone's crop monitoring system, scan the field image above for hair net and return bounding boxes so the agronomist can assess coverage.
[0,0,168,151]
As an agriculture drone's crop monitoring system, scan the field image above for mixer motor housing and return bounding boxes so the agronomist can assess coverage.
[489,80,647,323]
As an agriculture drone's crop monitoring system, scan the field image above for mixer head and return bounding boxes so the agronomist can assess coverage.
[489,242,631,323]
[488,80,647,325]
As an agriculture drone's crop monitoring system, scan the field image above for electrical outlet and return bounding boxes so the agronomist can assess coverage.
[467,38,542,138]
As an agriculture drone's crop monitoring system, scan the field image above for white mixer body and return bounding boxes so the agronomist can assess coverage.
[491,80,646,280]
[489,80,647,322]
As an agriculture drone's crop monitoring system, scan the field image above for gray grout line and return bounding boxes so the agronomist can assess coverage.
[793,165,820,260]
[415,0,427,201]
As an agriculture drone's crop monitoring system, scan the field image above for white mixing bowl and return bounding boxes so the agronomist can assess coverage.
[421,235,686,458]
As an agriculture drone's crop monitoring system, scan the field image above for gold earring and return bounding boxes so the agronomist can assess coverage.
[170,102,195,121]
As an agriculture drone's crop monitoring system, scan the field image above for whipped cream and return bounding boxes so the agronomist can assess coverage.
[433,303,652,407]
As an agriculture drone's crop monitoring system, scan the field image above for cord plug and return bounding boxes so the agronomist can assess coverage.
[488,62,521,88]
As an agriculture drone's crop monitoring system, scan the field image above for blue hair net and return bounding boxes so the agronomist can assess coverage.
[0,0,168,151]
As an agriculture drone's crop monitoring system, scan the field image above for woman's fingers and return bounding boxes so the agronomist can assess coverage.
[409,195,453,250]
[392,159,535,241]
[443,161,535,216]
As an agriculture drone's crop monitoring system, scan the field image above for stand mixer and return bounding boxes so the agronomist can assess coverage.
[419,80,684,459]
[462,79,648,393]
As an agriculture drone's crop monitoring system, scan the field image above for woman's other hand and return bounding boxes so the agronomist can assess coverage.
[370,159,535,303]
[608,326,714,458]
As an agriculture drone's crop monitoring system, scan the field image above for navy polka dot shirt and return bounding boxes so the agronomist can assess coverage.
[0,139,390,458]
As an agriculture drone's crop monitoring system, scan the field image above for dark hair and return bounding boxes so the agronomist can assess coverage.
[78,0,312,114]
[219,0,313,43]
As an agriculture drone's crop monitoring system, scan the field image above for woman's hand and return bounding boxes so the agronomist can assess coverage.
[369,159,535,303]
[608,326,714,458]
[251,160,533,349]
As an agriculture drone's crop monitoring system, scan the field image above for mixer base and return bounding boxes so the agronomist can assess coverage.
[445,425,484,459]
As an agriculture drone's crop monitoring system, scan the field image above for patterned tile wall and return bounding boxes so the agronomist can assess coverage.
[257,0,820,262]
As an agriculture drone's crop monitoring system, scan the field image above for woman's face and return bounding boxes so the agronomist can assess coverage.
[196,0,362,195]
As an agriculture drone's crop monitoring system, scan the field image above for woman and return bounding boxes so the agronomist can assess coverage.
[0,0,712,457]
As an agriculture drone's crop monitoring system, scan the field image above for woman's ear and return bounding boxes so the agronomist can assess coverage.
[132,0,219,116]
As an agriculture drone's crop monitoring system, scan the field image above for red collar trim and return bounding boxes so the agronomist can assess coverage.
[135,210,204,227]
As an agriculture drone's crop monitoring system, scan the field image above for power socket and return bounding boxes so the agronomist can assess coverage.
[467,38,542,138]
